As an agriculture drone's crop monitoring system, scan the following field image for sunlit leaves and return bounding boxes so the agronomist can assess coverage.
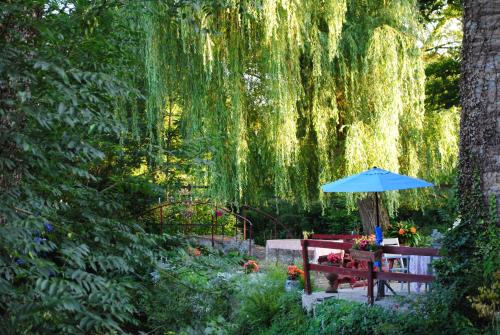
[144,0,444,212]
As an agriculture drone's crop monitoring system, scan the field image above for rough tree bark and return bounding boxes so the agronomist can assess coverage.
[460,0,500,222]
[357,195,390,234]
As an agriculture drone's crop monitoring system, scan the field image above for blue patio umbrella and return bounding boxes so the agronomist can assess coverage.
[322,167,433,193]
[322,166,433,229]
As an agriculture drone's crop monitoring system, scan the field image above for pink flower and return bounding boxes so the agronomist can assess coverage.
[359,240,368,250]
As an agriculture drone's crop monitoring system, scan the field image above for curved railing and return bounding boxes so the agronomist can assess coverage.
[144,200,254,255]
[147,200,210,234]
[241,204,294,239]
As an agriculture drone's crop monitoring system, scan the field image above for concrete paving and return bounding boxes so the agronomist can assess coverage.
[302,281,427,313]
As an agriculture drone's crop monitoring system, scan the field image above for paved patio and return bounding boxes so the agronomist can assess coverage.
[303,278,428,313]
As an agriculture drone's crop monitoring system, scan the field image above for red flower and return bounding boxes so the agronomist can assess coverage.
[188,247,201,257]
[327,252,342,264]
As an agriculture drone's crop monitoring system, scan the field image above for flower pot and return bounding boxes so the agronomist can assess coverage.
[325,272,339,293]
[349,249,382,262]
[285,279,300,292]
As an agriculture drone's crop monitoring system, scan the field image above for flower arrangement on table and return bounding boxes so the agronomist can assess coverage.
[350,235,382,262]
[326,252,342,265]
[317,252,343,266]
[243,260,259,273]
[387,221,421,247]
[287,265,304,280]
[351,234,378,251]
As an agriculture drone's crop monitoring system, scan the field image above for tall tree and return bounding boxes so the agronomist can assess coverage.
[460,0,500,221]
[144,0,458,230]
[432,2,499,323]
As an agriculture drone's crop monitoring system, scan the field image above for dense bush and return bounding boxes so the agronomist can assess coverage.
[236,288,478,335]
[231,266,291,334]
[0,1,171,332]
[139,249,244,334]
[313,296,477,335]
[433,176,500,331]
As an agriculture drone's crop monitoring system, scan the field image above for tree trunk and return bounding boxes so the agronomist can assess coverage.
[357,195,390,234]
[460,0,500,222]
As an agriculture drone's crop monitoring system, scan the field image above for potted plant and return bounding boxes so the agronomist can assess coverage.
[285,265,304,291]
[387,221,421,246]
[319,252,343,293]
[243,260,259,274]
[349,235,382,262]
[302,230,314,239]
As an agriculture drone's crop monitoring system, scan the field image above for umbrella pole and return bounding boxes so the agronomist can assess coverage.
[374,194,394,300]
[375,192,386,299]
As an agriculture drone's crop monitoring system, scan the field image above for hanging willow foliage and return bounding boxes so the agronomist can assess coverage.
[142,0,458,210]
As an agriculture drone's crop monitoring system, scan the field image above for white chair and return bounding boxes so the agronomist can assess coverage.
[381,238,409,292]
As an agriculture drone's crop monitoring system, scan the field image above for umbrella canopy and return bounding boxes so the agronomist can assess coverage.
[321,166,433,230]
[321,167,433,193]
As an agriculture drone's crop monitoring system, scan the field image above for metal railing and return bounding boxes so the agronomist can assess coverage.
[241,204,294,239]
[146,201,254,255]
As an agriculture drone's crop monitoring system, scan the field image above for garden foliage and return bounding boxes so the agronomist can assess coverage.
[143,0,458,212]
[0,1,496,334]
[0,1,169,332]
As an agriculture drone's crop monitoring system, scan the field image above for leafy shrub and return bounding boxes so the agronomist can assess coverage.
[139,250,244,334]
[314,299,404,335]
[260,293,311,335]
[0,2,177,332]
[469,276,500,324]
[231,266,287,334]
[247,199,361,245]
[409,288,479,335]
[313,297,478,335]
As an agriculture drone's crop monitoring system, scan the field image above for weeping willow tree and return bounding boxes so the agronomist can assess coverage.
[142,0,459,221]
